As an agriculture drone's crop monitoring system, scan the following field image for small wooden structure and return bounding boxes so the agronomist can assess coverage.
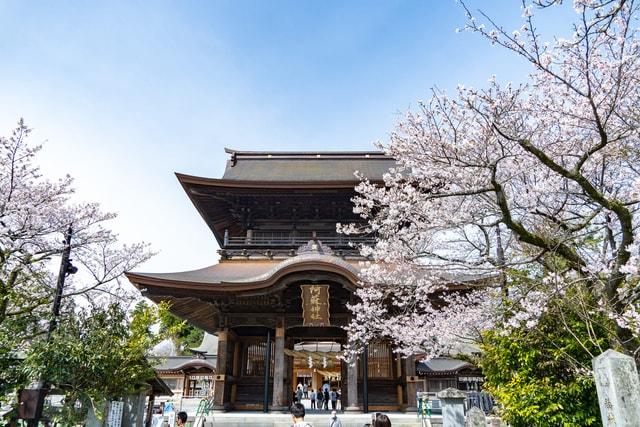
[153,333,218,401]
[415,358,484,393]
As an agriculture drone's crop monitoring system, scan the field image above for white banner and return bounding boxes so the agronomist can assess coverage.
[107,401,123,427]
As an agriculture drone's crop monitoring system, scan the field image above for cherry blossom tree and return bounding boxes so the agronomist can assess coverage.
[0,119,153,397]
[342,0,640,362]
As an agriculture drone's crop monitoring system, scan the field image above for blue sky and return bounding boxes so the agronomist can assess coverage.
[0,1,574,272]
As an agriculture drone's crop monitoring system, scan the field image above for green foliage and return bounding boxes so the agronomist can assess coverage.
[480,302,608,426]
[157,304,204,355]
[19,303,165,424]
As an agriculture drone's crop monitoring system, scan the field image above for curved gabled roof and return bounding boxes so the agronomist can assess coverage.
[126,253,362,292]
[126,251,364,334]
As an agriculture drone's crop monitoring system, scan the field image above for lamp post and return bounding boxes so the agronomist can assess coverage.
[28,225,77,426]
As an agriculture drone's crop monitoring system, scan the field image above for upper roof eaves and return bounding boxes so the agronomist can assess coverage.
[222,148,395,182]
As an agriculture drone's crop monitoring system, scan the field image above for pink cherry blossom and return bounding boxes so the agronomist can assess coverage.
[344,0,640,358]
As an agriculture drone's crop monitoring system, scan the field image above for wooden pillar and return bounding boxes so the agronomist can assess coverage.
[272,325,287,411]
[396,355,404,408]
[144,394,154,427]
[345,354,359,411]
[363,346,369,413]
[404,355,420,411]
[263,331,272,413]
[312,370,321,393]
[213,329,231,411]
[231,341,240,404]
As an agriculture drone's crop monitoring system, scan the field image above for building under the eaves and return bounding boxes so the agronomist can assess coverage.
[153,333,218,402]
[126,148,485,413]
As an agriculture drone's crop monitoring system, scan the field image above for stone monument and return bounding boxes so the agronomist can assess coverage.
[465,406,487,427]
[592,349,640,426]
[437,388,466,427]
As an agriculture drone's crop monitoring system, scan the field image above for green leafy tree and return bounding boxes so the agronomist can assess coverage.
[158,307,205,355]
[20,302,171,425]
[479,293,608,427]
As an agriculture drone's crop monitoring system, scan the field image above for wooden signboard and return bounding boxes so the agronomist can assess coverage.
[301,284,330,326]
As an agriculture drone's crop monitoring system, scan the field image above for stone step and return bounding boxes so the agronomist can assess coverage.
[172,412,502,426]
[190,413,442,427]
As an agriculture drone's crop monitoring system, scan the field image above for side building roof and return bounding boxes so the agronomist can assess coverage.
[154,356,216,372]
[416,358,478,376]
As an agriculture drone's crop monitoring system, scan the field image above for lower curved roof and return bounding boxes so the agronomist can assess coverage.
[126,253,362,292]
[126,253,363,334]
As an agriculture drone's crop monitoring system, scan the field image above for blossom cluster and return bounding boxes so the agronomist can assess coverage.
[344,0,640,357]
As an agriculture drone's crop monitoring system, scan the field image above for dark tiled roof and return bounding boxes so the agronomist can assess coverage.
[222,149,395,182]
[416,358,475,375]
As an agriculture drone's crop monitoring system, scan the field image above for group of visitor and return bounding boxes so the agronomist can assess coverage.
[290,402,392,427]
[308,387,339,410]
[150,408,188,427]
[295,383,340,410]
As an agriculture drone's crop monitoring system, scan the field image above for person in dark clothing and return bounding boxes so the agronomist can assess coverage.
[330,388,338,410]
[323,389,330,410]
[372,413,391,427]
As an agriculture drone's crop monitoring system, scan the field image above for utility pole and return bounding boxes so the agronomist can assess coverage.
[28,226,77,426]
[48,226,77,339]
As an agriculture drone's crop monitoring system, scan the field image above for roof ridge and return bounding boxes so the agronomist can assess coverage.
[225,147,390,160]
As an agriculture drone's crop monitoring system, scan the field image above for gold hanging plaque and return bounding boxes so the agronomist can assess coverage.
[301,284,330,326]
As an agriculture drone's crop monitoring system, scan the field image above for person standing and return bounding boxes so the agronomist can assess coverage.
[317,388,323,409]
[330,388,338,410]
[328,410,342,427]
[310,389,317,409]
[323,389,330,410]
[303,383,309,399]
[151,407,163,427]
[296,386,304,403]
